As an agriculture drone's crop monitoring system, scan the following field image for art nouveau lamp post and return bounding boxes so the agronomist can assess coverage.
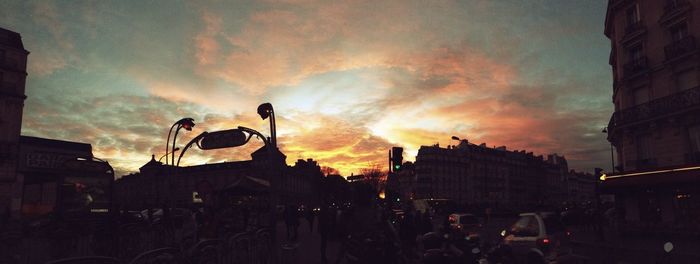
[165,118,195,165]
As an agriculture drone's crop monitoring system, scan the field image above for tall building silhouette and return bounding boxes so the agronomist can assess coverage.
[603,0,700,233]
[0,27,29,216]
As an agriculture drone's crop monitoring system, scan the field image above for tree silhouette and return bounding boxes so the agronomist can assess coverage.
[360,162,387,192]
[320,166,339,176]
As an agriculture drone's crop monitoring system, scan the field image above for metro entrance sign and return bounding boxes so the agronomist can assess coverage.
[199,129,248,150]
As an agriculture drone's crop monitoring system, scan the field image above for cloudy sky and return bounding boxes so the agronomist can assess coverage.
[2,0,613,177]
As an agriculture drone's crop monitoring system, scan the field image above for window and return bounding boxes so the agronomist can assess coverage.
[690,125,700,152]
[510,215,540,237]
[633,87,649,105]
[626,4,640,25]
[670,23,688,42]
[629,45,644,62]
[677,71,698,91]
[636,134,653,160]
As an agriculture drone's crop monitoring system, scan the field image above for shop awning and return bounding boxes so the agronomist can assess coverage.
[602,165,700,189]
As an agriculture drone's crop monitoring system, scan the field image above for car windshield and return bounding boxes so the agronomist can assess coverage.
[510,215,539,237]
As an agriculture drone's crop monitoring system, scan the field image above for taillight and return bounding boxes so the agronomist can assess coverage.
[536,237,551,249]
[566,231,571,236]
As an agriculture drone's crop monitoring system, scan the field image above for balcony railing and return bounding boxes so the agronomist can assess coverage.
[664,0,690,14]
[623,56,648,78]
[1,58,19,70]
[625,21,645,35]
[610,85,700,129]
[665,36,697,61]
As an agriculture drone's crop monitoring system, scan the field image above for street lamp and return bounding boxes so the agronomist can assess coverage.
[165,118,195,165]
[602,127,615,173]
[451,136,461,148]
[257,103,276,147]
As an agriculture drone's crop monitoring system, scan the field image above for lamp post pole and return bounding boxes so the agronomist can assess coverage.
[165,118,195,166]
[158,148,180,162]
[257,103,276,147]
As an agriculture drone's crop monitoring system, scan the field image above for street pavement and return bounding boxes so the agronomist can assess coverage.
[567,225,700,264]
[466,216,700,264]
[274,215,700,264]
[274,218,342,264]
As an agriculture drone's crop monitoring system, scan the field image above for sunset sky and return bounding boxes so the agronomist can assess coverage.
[1,0,613,177]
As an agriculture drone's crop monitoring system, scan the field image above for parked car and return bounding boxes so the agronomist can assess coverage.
[501,212,573,263]
[448,213,481,236]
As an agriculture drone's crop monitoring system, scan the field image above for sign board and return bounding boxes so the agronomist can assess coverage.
[199,129,248,150]
[25,152,76,169]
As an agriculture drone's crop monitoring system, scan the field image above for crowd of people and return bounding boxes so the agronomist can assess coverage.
[279,183,450,264]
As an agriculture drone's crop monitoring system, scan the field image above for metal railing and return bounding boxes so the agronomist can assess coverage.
[664,0,690,13]
[0,58,19,69]
[665,36,697,61]
[9,219,274,264]
[609,86,700,129]
[623,56,648,78]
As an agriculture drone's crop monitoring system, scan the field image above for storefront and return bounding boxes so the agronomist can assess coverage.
[16,136,113,218]
[602,165,700,235]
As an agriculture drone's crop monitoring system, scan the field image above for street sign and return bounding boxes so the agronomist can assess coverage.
[199,129,248,150]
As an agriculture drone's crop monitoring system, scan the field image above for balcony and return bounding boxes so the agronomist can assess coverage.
[623,57,648,78]
[0,58,19,70]
[665,0,690,11]
[661,0,691,23]
[609,85,700,129]
[664,36,697,61]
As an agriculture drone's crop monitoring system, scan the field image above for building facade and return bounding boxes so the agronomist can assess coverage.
[0,27,29,218]
[414,140,594,209]
[16,136,97,217]
[115,150,321,210]
[603,0,700,234]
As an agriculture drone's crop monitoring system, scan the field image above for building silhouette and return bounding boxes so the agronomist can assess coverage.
[1,27,109,220]
[0,27,29,218]
[603,0,700,234]
[413,140,594,209]
[115,150,322,210]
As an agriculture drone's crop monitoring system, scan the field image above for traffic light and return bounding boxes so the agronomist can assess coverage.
[390,147,403,173]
